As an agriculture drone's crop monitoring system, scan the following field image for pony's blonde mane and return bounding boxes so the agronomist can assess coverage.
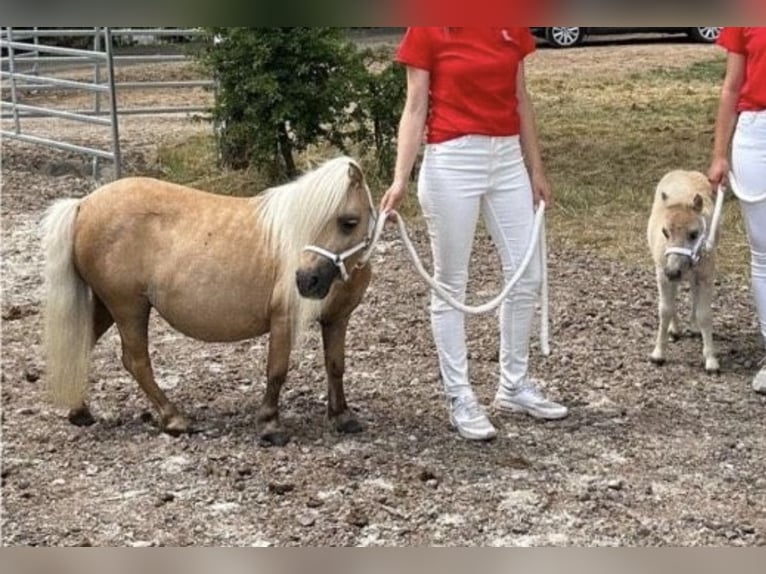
[256,156,369,338]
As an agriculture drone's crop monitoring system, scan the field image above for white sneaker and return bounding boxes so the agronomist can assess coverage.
[753,364,766,394]
[494,380,568,420]
[448,394,497,441]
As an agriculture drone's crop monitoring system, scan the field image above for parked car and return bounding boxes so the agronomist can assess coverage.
[531,27,722,48]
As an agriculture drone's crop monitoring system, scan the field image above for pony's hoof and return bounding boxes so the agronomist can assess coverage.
[259,430,291,447]
[649,354,665,366]
[668,331,680,342]
[68,407,96,427]
[705,359,721,375]
[333,412,365,434]
[161,413,191,436]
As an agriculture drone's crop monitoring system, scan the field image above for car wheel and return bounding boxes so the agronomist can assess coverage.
[545,27,584,48]
[687,27,722,43]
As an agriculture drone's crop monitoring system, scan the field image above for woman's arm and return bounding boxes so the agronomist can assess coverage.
[516,61,552,206]
[379,66,430,213]
[708,52,746,186]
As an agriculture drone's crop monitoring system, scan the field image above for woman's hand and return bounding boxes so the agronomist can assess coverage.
[707,156,730,192]
[531,171,553,208]
[379,181,408,220]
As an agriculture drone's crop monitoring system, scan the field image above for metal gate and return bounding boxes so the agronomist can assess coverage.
[1,27,214,179]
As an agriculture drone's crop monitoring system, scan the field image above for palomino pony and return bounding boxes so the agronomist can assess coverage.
[647,169,720,373]
[41,156,375,446]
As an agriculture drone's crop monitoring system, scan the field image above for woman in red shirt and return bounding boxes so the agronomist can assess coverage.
[379,27,568,441]
[709,27,766,394]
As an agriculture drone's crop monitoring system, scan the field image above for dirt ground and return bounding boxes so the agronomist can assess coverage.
[2,38,765,547]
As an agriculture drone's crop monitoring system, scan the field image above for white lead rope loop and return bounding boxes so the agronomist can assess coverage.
[363,202,551,356]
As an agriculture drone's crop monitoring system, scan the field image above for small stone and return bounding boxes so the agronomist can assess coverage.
[17,480,30,490]
[346,509,369,528]
[425,478,439,489]
[268,483,295,495]
[418,469,437,482]
[237,466,253,477]
[298,514,316,527]
[607,479,624,491]
[16,407,38,416]
[24,367,40,383]
[306,496,323,508]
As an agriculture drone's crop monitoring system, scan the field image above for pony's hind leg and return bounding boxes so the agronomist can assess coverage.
[114,301,190,435]
[694,277,720,373]
[322,316,364,434]
[68,296,114,427]
[257,313,292,446]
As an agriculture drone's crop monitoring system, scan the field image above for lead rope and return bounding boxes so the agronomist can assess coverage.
[358,201,551,356]
[704,183,726,253]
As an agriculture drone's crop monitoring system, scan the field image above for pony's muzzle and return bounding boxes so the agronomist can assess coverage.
[663,254,687,282]
[296,261,339,299]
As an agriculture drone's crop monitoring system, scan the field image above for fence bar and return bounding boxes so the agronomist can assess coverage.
[4,28,204,38]
[0,101,111,125]
[103,28,121,179]
[0,130,116,160]
[0,71,110,92]
[5,28,21,134]
[0,40,109,60]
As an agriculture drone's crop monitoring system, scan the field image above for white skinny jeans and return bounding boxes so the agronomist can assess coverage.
[417,135,541,399]
[732,110,766,348]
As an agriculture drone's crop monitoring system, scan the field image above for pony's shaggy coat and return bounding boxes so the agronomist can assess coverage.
[647,169,720,373]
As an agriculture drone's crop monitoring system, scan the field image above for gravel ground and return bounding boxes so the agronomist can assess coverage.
[2,40,765,547]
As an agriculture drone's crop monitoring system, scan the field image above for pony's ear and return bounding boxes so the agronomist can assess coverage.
[692,193,703,213]
[661,191,668,202]
[348,162,364,186]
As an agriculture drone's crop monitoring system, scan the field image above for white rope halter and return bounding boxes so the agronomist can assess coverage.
[664,216,708,265]
[664,182,727,265]
[303,208,378,282]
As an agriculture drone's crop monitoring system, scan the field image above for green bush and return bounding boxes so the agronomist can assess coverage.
[199,28,405,183]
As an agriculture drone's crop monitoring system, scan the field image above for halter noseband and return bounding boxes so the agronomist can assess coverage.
[302,207,379,282]
[664,215,708,266]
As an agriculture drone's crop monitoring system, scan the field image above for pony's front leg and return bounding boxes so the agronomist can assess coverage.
[257,315,292,446]
[650,269,678,365]
[321,316,364,434]
[694,276,720,373]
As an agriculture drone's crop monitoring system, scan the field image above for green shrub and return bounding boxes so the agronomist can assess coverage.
[198,28,405,183]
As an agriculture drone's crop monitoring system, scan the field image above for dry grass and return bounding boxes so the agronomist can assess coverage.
[154,44,752,277]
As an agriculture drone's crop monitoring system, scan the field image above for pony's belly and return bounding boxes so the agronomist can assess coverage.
[151,294,271,343]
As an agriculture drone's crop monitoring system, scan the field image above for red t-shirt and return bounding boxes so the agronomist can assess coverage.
[395,27,536,144]
[717,27,766,111]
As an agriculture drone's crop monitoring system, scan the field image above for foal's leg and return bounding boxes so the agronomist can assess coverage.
[688,281,702,337]
[322,315,364,434]
[68,296,114,427]
[115,302,189,434]
[694,276,720,373]
[650,269,678,365]
[256,313,292,446]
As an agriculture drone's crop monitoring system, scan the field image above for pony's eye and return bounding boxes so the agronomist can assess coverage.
[688,231,699,241]
[662,228,669,239]
[338,217,359,234]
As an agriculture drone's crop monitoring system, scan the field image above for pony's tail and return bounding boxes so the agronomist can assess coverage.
[41,199,94,409]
